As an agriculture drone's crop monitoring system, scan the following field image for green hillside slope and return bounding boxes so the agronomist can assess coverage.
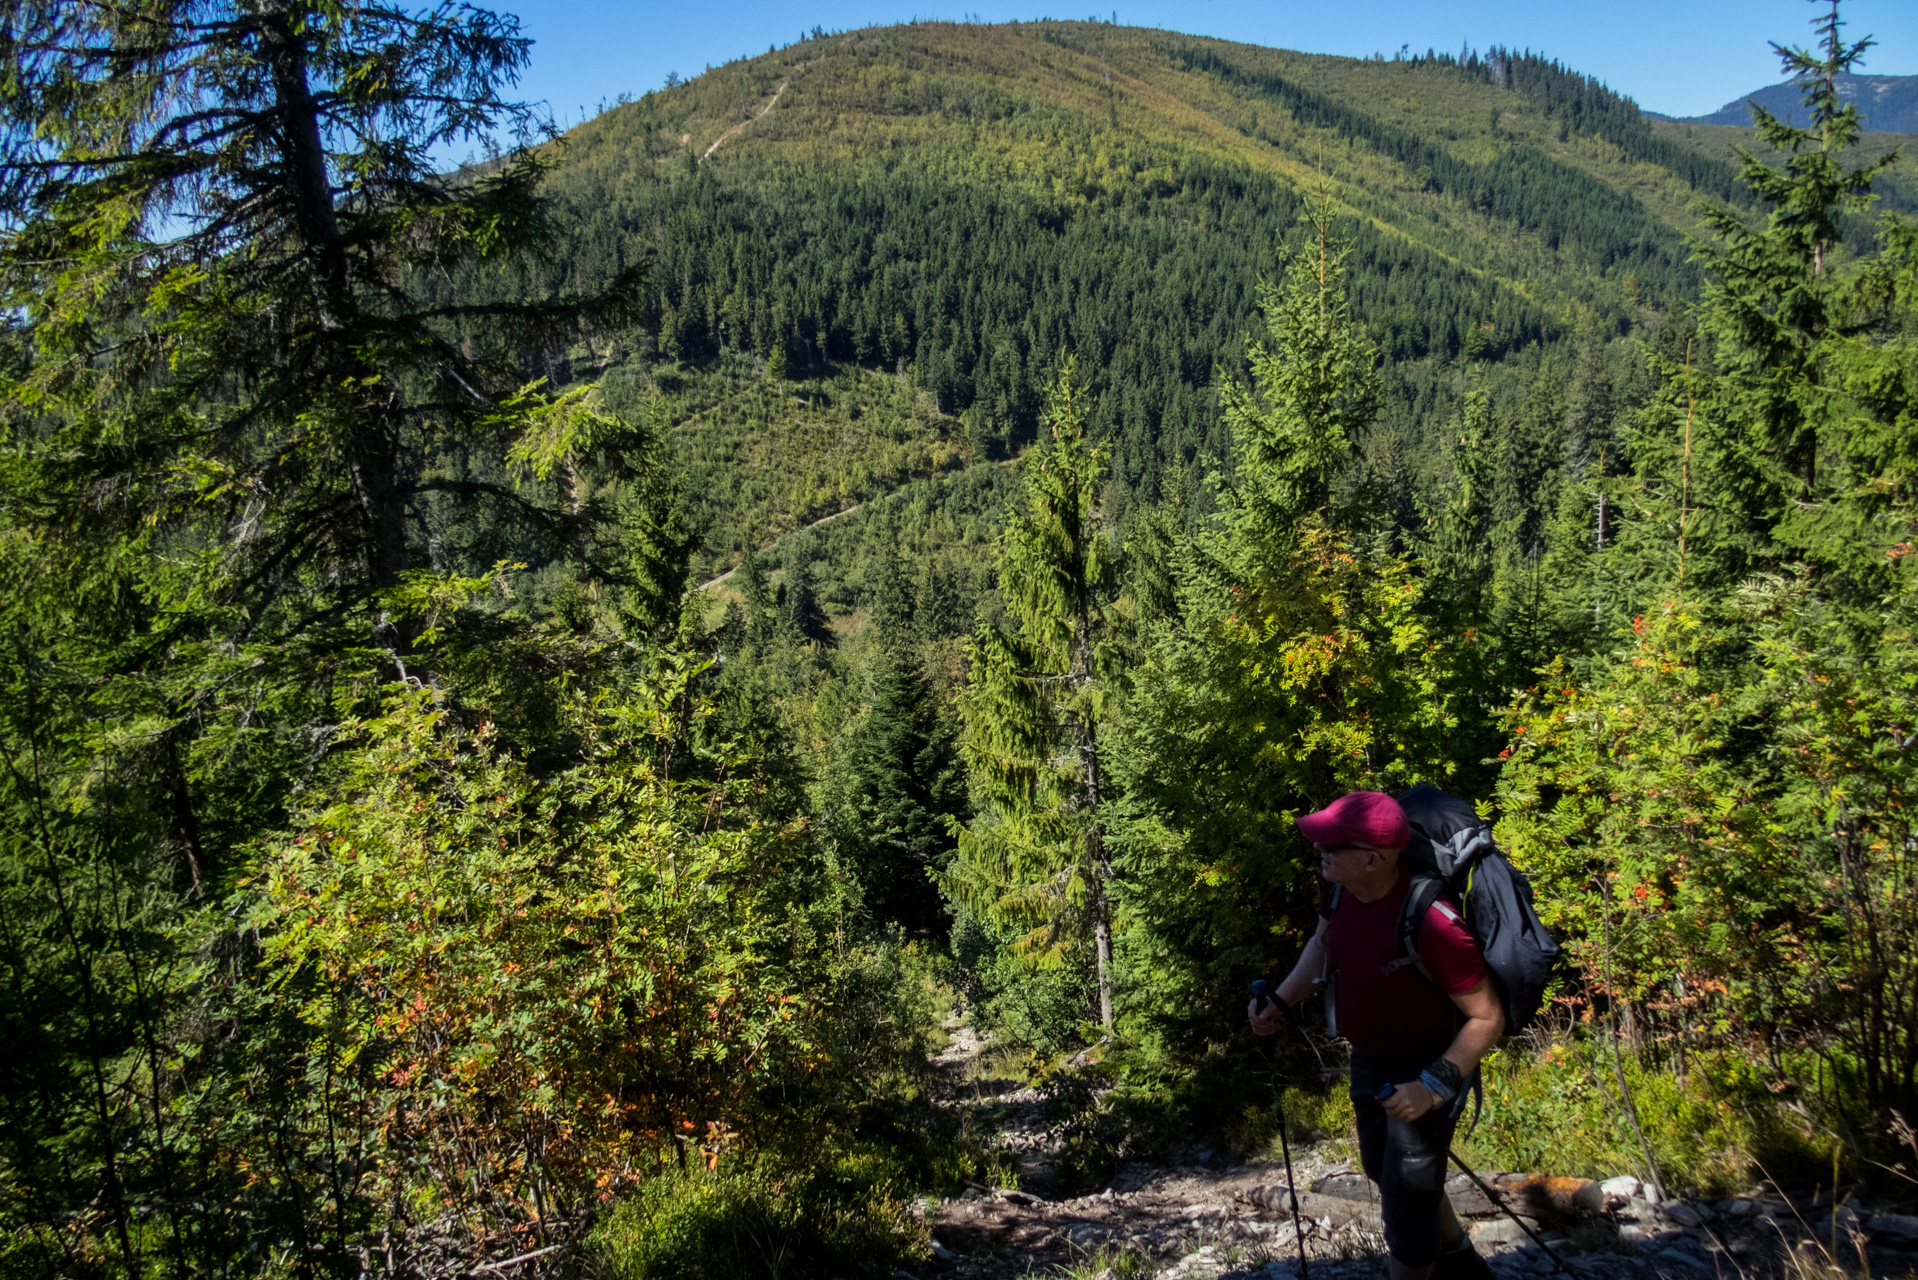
[1649,115,1914,213]
[485,22,1896,579]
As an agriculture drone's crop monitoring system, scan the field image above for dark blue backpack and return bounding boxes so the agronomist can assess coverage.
[1391,784,1559,1037]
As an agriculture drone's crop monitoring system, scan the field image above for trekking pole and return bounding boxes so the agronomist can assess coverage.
[1252,980,1310,1280]
[1439,1153,1576,1279]
[1377,1080,1577,1279]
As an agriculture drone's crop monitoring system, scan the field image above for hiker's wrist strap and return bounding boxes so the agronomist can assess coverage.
[1420,1057,1464,1102]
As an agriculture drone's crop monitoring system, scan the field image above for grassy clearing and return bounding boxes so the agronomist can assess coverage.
[600,353,971,585]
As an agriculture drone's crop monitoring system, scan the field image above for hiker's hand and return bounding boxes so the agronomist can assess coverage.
[1247,998,1284,1037]
[1382,1081,1435,1122]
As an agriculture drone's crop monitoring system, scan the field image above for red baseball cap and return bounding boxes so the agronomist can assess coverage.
[1297,791,1409,851]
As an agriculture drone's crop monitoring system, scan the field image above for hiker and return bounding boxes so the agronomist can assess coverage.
[1249,790,1502,1280]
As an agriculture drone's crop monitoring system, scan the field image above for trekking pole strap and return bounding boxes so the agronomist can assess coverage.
[1445,1153,1576,1278]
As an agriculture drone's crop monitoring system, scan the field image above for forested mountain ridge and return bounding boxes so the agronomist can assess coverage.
[493,20,1901,568]
[556,20,1729,323]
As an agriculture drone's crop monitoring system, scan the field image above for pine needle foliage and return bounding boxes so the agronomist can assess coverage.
[1497,1,1918,1144]
[1114,206,1457,1053]
[1218,197,1375,555]
[953,359,1121,1028]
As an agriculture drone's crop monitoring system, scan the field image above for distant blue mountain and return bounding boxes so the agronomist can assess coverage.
[1679,73,1917,133]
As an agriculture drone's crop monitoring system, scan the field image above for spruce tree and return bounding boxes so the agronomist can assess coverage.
[953,359,1121,1030]
[1119,209,1457,1052]
[842,513,966,933]
[1195,198,1448,795]
[1218,200,1375,557]
[1415,386,1506,788]
[865,518,918,643]
[1563,312,1618,482]
[1419,386,1497,640]
[782,558,833,646]
[0,0,676,873]
[1492,352,1567,562]
[914,556,971,642]
[844,656,967,935]
[1684,0,1901,611]
[738,549,777,648]
[0,0,652,669]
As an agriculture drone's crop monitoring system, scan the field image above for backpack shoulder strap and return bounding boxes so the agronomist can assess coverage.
[1322,884,1342,1039]
[1383,874,1447,978]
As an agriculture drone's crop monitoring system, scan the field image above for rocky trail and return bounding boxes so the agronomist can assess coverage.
[910,1018,1918,1280]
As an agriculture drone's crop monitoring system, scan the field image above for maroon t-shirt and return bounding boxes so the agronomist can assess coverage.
[1320,869,1489,1059]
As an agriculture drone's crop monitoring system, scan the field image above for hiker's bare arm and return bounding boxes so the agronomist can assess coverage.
[1442,978,1504,1077]
[1278,918,1330,1006]
[1380,979,1504,1121]
[1249,919,1329,1036]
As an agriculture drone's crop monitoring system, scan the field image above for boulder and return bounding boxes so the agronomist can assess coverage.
[1620,1196,1657,1222]
[1312,1172,1372,1202]
[1821,1204,1866,1241]
[1650,1240,1714,1273]
[1471,1216,1540,1248]
[1869,1211,1918,1244]
[1660,1202,1706,1228]
[1599,1175,1641,1200]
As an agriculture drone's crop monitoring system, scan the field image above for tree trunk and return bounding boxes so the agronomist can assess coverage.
[1074,611,1113,1031]
[1092,888,1114,1032]
[349,421,411,595]
[260,5,412,626]
[259,5,347,312]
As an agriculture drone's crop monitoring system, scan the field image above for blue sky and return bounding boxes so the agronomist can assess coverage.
[501,0,1915,130]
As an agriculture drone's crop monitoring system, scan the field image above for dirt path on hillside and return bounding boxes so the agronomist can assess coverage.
[701,79,788,163]
[694,499,866,594]
[911,1014,1918,1280]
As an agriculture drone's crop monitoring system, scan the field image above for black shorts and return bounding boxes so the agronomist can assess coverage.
[1349,1050,1467,1267]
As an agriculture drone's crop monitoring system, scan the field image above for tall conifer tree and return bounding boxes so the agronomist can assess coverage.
[1119,205,1458,1050]
[953,360,1120,1029]
[844,518,966,933]
[0,3,681,1269]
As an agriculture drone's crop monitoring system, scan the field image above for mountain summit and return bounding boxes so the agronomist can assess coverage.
[1680,71,1917,132]
[516,21,1825,519]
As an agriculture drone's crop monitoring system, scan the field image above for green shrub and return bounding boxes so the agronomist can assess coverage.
[1453,1041,1830,1197]
[1243,1086,1361,1169]
[951,908,1102,1058]
[591,1155,928,1280]
[1238,1041,1831,1198]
